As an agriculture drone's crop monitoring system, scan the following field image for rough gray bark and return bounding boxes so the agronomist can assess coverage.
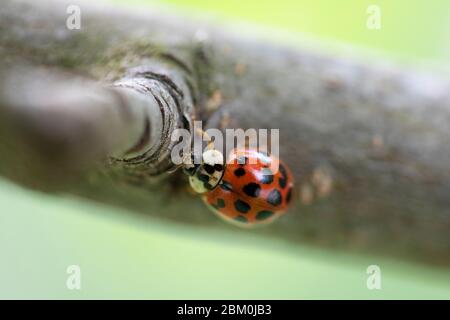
[0,65,194,187]
[1,0,449,265]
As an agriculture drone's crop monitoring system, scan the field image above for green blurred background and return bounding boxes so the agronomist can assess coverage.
[1,0,449,299]
[128,0,450,64]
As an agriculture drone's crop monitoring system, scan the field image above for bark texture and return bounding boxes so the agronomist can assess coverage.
[1,0,450,265]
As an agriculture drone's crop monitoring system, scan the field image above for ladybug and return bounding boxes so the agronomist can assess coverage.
[184,148,294,227]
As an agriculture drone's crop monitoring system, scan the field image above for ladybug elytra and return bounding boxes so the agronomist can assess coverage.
[184,148,294,227]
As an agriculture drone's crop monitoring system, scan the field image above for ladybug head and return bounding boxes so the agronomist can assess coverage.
[187,149,225,193]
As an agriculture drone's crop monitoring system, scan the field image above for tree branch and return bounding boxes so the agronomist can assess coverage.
[1,0,450,265]
[0,63,193,188]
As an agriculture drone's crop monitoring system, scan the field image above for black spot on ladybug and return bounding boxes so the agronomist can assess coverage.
[279,177,287,189]
[234,199,251,213]
[234,167,246,177]
[286,187,292,204]
[237,156,248,166]
[216,198,225,208]
[220,180,233,191]
[214,164,224,171]
[278,165,288,189]
[243,183,261,198]
[267,189,282,206]
[279,164,287,179]
[260,168,274,184]
[204,164,215,174]
[256,210,274,221]
[234,215,248,223]
[198,174,210,183]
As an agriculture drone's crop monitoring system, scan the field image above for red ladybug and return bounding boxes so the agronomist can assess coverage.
[185,148,294,227]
